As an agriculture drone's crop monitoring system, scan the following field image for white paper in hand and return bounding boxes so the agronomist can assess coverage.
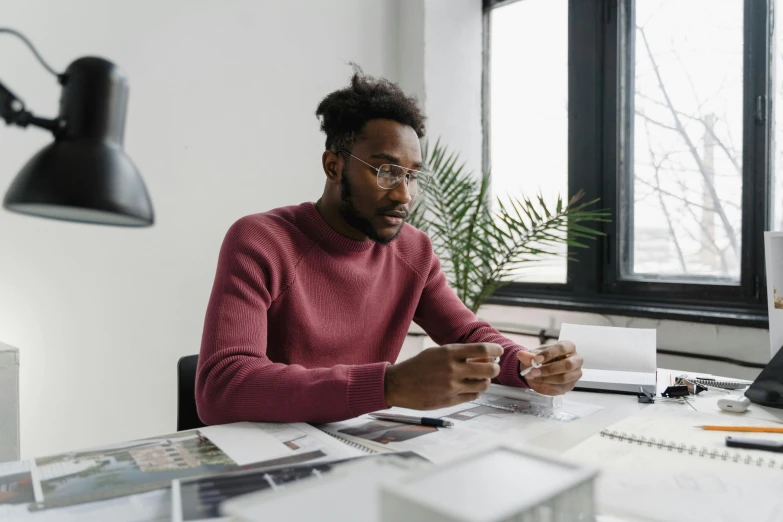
[199,422,294,465]
[558,323,656,394]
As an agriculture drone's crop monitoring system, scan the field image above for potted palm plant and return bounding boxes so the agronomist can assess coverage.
[408,140,610,314]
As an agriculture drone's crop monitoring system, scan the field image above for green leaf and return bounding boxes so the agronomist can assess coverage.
[415,140,610,312]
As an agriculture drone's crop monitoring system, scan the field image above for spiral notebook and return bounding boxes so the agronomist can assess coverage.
[564,413,783,520]
[566,412,783,470]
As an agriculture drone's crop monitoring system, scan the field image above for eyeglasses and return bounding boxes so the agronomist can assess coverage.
[339,150,430,196]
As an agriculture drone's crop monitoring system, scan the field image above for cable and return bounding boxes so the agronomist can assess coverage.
[0,27,61,78]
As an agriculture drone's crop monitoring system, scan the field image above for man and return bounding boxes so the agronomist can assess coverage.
[196,70,583,425]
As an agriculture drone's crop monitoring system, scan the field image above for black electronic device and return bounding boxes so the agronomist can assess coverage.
[745,345,783,409]
[661,385,689,399]
[726,436,783,453]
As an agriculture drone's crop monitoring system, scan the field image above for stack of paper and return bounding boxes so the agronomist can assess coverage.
[559,323,656,395]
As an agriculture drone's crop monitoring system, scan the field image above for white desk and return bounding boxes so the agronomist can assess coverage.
[2,368,780,522]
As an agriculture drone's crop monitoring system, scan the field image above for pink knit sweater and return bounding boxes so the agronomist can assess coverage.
[196,202,528,425]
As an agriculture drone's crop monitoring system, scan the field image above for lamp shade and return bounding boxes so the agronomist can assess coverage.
[3,57,154,226]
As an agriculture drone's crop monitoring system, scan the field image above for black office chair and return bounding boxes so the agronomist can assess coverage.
[177,354,206,431]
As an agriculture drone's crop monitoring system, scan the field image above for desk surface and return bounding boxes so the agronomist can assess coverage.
[527,368,783,454]
[3,368,781,522]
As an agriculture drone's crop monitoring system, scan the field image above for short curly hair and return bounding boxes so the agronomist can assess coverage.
[316,65,426,153]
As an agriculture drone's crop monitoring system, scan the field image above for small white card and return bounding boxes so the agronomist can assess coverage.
[558,323,656,373]
[558,323,657,394]
[199,422,294,466]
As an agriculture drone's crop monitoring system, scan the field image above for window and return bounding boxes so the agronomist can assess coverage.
[488,0,568,283]
[629,0,744,281]
[483,0,772,327]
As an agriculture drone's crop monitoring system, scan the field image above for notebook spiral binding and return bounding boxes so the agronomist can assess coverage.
[691,378,751,390]
[321,431,378,454]
[600,429,783,470]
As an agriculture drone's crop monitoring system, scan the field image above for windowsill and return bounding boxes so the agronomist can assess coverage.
[485,294,768,329]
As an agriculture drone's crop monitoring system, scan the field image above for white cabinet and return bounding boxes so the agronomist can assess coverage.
[0,342,19,462]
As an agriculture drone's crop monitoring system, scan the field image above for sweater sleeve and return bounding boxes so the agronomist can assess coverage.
[412,251,530,389]
[196,219,388,425]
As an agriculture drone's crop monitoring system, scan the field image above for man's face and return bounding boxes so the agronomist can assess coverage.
[337,119,423,244]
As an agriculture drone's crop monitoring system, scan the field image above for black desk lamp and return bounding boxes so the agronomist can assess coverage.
[0,28,154,226]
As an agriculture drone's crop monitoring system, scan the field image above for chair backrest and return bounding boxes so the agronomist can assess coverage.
[177,354,206,431]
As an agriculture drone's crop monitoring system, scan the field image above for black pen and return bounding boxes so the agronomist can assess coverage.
[369,412,454,428]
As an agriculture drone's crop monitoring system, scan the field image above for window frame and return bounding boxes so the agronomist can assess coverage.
[482,0,772,328]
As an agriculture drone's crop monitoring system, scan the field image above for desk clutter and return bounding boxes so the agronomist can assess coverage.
[2,320,783,522]
[221,447,598,522]
[0,385,603,522]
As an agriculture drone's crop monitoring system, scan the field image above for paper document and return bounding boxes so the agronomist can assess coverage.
[559,323,656,394]
[318,393,602,463]
[198,422,294,466]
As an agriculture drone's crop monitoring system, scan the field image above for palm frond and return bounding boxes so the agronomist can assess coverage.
[411,140,611,313]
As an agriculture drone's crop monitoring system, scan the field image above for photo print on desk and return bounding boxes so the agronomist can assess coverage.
[32,430,237,510]
[766,232,783,357]
[339,421,437,445]
[176,452,428,521]
[0,460,36,506]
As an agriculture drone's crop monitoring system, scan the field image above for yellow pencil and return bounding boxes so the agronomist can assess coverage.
[695,425,783,433]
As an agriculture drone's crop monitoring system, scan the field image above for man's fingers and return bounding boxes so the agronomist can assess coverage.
[534,340,576,363]
[527,383,567,396]
[461,362,501,380]
[450,343,503,360]
[528,369,583,385]
[456,392,482,403]
[459,377,493,394]
[517,350,545,367]
[536,354,583,378]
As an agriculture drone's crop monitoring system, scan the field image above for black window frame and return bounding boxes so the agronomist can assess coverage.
[482,0,773,329]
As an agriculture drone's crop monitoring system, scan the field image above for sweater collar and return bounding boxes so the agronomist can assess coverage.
[299,202,376,253]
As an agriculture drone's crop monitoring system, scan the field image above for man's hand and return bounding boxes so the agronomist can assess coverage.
[517,341,583,396]
[384,343,503,410]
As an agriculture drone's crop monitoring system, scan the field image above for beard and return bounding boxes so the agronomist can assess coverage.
[338,168,404,245]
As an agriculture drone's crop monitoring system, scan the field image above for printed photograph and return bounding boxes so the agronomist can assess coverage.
[339,422,437,445]
[178,452,426,520]
[0,466,35,506]
[771,236,783,309]
[34,431,236,509]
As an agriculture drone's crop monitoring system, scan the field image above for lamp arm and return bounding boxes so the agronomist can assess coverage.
[0,80,62,135]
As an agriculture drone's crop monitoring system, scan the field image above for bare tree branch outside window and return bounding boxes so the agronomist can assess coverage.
[630,0,743,280]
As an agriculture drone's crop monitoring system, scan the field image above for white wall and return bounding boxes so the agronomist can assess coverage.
[396,0,484,175]
[0,0,399,458]
[423,0,483,175]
